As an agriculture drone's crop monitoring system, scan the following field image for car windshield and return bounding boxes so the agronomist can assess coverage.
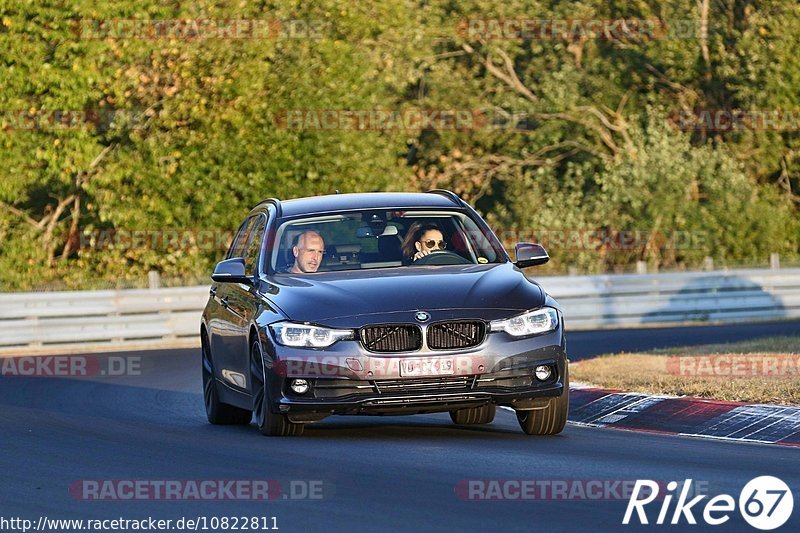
[271,209,507,273]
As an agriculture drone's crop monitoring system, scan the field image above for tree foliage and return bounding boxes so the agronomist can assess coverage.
[0,0,798,289]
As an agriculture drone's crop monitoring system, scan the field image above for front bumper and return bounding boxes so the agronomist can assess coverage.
[279,380,564,420]
[263,327,568,420]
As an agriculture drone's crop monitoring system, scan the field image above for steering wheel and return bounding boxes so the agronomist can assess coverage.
[413,250,472,266]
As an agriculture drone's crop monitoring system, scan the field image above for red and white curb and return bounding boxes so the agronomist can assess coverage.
[566,384,800,446]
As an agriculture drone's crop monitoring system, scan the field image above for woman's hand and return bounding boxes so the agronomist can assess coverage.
[413,249,432,261]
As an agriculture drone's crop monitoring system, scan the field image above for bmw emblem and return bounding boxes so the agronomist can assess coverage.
[415,311,430,323]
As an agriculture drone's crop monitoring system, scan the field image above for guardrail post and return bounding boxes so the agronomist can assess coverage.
[635,261,647,274]
[770,253,780,270]
[148,271,161,289]
[703,256,714,271]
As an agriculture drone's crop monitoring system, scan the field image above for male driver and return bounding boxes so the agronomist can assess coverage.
[291,230,325,273]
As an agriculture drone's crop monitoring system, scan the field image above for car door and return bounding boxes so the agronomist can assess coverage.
[225,213,267,382]
[209,216,254,383]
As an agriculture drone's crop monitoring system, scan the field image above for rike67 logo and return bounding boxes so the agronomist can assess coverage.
[624,477,794,530]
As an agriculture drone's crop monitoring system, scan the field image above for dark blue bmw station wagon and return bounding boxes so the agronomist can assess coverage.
[201,190,568,436]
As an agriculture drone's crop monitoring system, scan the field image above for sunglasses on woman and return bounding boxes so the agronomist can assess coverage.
[421,239,447,250]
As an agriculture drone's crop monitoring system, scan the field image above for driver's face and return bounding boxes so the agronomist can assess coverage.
[292,233,325,273]
[416,229,445,251]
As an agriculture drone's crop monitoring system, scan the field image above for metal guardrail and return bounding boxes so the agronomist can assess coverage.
[544,268,800,328]
[1,268,799,353]
[0,287,208,353]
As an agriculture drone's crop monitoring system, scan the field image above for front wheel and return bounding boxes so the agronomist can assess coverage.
[202,335,252,425]
[250,338,304,437]
[516,364,569,435]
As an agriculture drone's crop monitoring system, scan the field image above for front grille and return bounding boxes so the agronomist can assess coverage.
[361,325,422,353]
[313,379,374,399]
[373,376,474,394]
[365,395,484,406]
[427,321,486,349]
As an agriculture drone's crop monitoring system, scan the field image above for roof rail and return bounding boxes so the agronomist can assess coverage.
[257,197,282,217]
[426,189,463,206]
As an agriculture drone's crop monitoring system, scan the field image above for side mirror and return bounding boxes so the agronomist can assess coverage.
[514,242,549,268]
[211,257,252,284]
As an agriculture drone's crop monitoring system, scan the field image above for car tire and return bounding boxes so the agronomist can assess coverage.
[202,335,252,425]
[515,364,569,436]
[449,404,496,425]
[250,338,304,437]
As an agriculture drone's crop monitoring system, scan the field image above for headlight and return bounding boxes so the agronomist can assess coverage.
[490,308,558,337]
[270,322,354,348]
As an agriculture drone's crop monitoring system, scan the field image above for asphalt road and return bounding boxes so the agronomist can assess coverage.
[1,322,798,532]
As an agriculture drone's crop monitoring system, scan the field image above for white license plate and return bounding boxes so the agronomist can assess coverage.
[400,358,454,376]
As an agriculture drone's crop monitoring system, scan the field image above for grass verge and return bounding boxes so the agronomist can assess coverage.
[571,336,800,405]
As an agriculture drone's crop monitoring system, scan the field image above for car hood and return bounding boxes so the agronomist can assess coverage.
[263,263,545,326]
